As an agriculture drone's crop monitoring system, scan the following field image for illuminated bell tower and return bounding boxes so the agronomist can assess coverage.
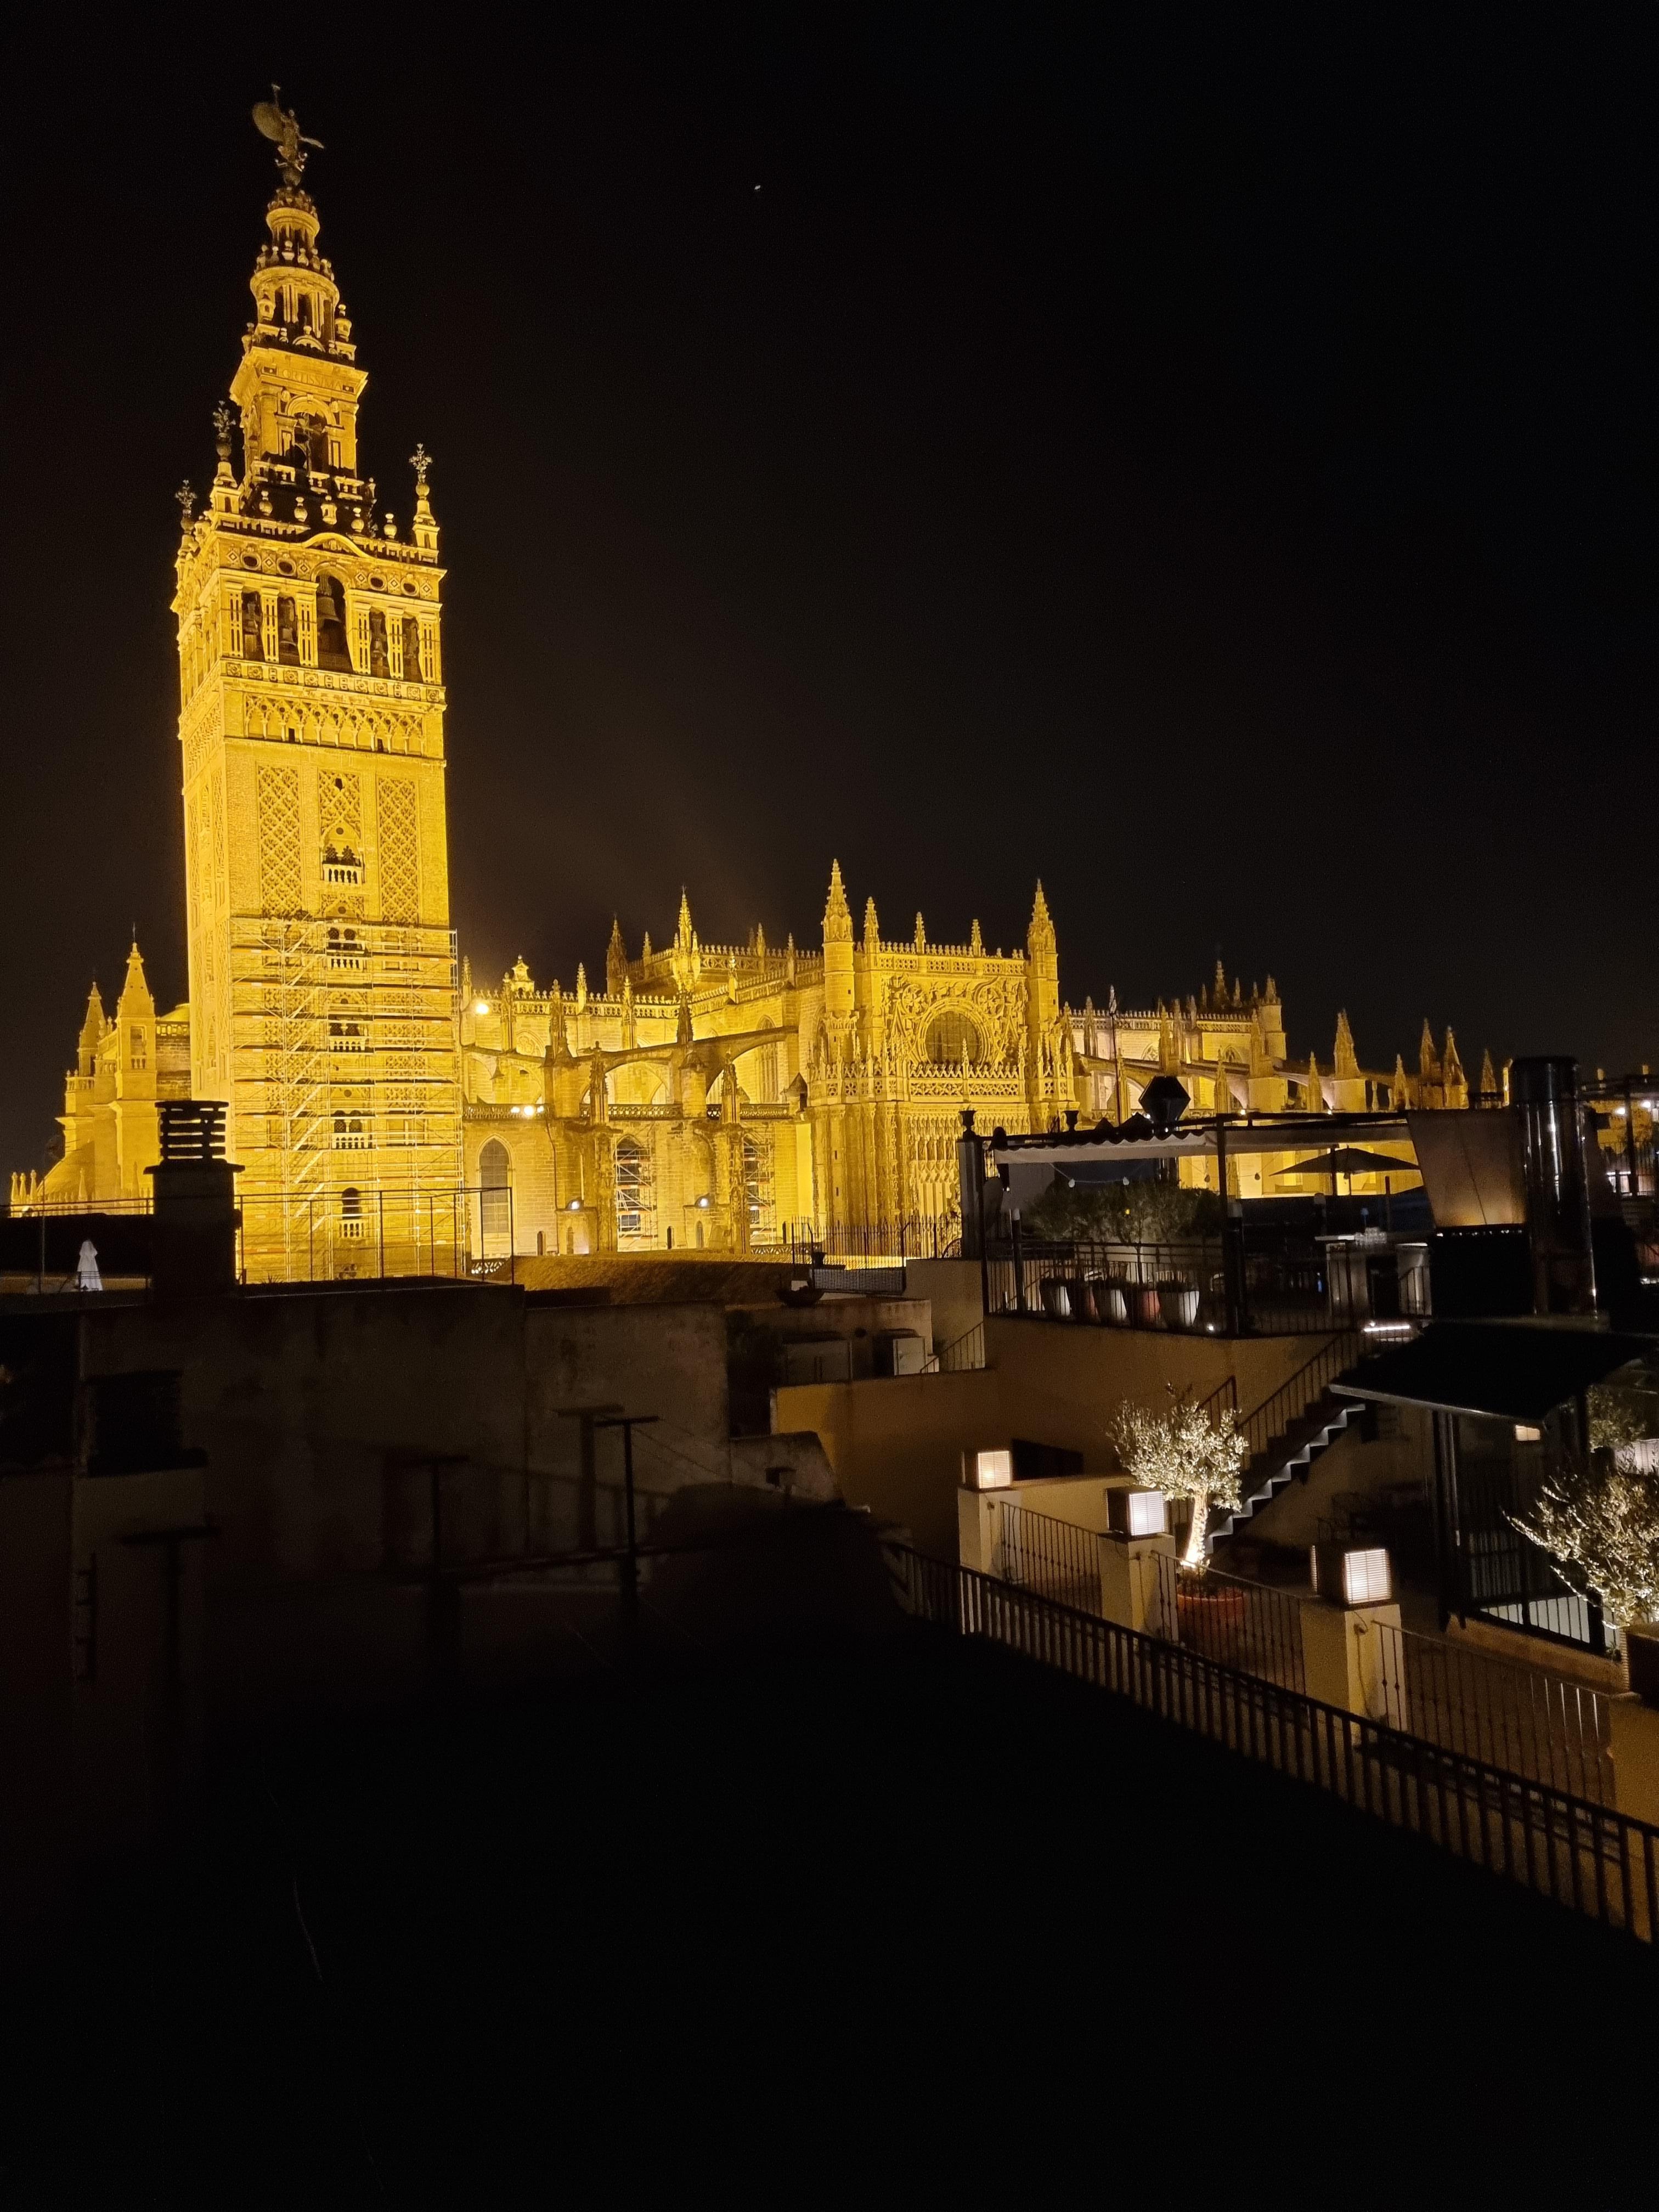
[171,97,460,1278]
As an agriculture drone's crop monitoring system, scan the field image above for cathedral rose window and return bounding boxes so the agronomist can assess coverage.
[926,1011,981,1066]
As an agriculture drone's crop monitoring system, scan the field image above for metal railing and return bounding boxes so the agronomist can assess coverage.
[1364,1617,1615,1805]
[1233,1329,1363,1466]
[885,1542,1659,1944]
[986,1227,1429,1339]
[990,1501,1101,1613]
[790,1217,962,1263]
[922,1322,986,1375]
[1166,1558,1307,1693]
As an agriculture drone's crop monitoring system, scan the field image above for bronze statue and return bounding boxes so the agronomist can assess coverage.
[252,88,323,189]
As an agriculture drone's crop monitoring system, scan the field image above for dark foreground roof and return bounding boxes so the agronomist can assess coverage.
[1334,1322,1654,1423]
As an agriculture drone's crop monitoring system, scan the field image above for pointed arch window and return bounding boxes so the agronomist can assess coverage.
[925,1011,981,1066]
[479,1138,511,1246]
[241,590,265,660]
[400,615,424,680]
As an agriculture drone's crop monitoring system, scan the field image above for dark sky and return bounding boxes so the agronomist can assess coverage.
[2,13,1651,1174]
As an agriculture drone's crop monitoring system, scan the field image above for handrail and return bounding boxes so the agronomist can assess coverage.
[922,1321,987,1375]
[1236,1328,1362,1463]
[884,1539,1659,1944]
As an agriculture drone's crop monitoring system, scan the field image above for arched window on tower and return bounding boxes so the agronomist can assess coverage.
[479,1138,511,1250]
[240,590,264,661]
[339,1185,364,1240]
[924,1011,981,1066]
[614,1141,654,1246]
[368,610,391,679]
[276,596,300,665]
[316,574,352,672]
[401,615,424,681]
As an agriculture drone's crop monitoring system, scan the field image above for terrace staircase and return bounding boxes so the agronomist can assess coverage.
[1201,1328,1365,1556]
[1207,1396,1355,1549]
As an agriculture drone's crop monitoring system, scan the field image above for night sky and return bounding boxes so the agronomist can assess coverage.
[2,14,1650,1175]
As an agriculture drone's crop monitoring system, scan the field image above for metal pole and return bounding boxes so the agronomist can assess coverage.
[1625,1081,1639,1199]
[378,1188,386,1279]
[595,1413,658,1619]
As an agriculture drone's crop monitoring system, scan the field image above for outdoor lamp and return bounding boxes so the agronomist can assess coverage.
[567,1198,583,1212]
[1108,1487,1167,1537]
[963,1448,1013,1491]
[1311,1542,1392,1607]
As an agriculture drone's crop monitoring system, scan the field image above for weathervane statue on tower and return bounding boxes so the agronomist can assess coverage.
[251,86,323,188]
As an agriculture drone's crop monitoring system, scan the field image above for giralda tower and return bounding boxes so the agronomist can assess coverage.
[171,98,461,1278]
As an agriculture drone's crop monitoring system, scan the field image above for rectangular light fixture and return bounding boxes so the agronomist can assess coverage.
[1341,1548,1391,1605]
[1311,1542,1393,1607]
[1514,1424,1543,1443]
[1108,1486,1166,1537]
[964,1448,1012,1491]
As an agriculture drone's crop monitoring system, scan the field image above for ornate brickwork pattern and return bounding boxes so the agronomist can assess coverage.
[256,763,304,915]
[377,778,420,923]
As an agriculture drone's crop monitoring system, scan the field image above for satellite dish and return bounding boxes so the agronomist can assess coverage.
[252,101,286,143]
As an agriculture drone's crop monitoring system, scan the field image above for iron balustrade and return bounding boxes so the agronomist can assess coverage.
[884,1541,1659,1945]
[985,1229,1374,1338]
[1168,1560,1308,1694]
[1232,1330,1363,1465]
[991,1500,1103,1614]
[1363,1616,1615,1805]
[922,1322,987,1375]
[789,1217,962,1263]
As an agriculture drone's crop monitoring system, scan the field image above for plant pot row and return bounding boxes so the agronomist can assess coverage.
[1036,1277,1203,1330]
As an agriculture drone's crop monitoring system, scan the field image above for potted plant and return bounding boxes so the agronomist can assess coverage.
[1111,1387,1247,1573]
[1511,1444,1659,1675]
[1157,1277,1200,1330]
[1087,1273,1127,1326]
[1128,1280,1162,1328]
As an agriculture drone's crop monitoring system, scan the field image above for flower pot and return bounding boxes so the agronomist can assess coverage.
[1039,1278,1071,1320]
[1159,1283,1200,1331]
[1128,1283,1161,1329]
[1096,1282,1127,1327]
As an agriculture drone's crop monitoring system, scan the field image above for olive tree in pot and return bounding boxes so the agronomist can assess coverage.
[1511,1451,1659,1671]
[1111,1387,1247,1573]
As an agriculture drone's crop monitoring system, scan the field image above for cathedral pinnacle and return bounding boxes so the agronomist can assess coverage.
[864,896,880,946]
[606,917,627,997]
[823,860,852,944]
[1334,1009,1358,1077]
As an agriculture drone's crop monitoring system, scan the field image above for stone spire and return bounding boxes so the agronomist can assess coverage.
[77,981,106,1079]
[1028,880,1056,957]
[1479,1046,1499,1103]
[1304,1052,1325,1112]
[117,941,155,1019]
[863,895,880,950]
[1419,1019,1440,1084]
[913,912,927,952]
[970,918,983,954]
[1392,1052,1412,1109]
[822,861,852,944]
[1334,1011,1359,1077]
[606,916,628,997]
[1442,1027,1468,1109]
[1214,1047,1234,1115]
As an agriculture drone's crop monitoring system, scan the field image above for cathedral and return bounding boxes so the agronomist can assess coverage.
[8,109,1476,1277]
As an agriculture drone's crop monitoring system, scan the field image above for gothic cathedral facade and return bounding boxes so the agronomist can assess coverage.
[10,122,1440,1272]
